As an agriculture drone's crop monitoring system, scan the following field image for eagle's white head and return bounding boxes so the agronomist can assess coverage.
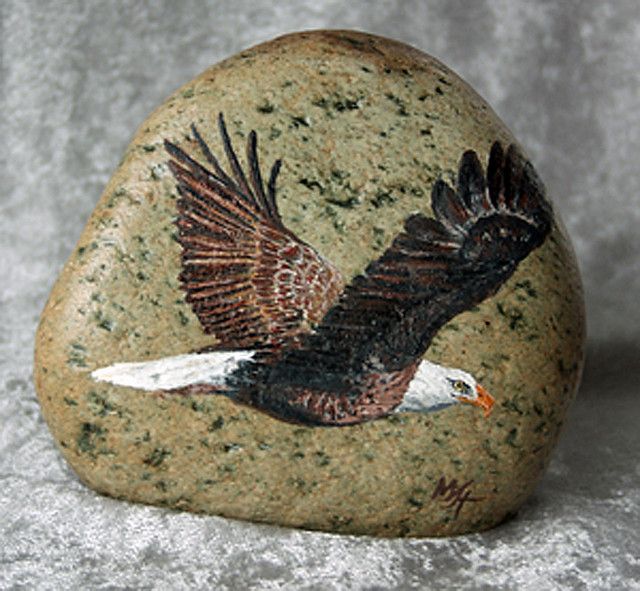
[395,359,495,416]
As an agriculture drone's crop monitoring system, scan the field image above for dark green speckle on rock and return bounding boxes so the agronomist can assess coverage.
[34,30,585,537]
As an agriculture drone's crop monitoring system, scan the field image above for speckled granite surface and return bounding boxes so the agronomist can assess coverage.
[2,0,639,588]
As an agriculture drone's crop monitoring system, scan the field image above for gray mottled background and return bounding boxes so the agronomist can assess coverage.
[1,1,639,589]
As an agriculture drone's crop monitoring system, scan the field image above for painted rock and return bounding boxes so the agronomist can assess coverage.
[35,30,585,537]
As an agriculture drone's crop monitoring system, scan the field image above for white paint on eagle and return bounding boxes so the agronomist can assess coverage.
[394,359,478,413]
[91,351,479,414]
[91,350,255,390]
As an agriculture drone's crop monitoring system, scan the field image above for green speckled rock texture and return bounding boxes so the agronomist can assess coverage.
[34,30,585,537]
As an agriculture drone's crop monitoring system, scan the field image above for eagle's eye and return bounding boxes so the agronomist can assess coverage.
[451,379,470,395]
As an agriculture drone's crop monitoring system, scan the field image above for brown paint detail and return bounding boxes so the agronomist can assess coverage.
[432,476,484,518]
[269,361,420,426]
[166,115,345,351]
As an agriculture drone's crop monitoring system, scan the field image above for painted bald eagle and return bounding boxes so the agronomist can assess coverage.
[93,114,552,426]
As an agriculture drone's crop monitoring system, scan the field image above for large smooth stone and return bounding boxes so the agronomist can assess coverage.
[35,30,585,537]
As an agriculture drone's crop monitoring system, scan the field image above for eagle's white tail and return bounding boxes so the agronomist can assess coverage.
[91,350,255,391]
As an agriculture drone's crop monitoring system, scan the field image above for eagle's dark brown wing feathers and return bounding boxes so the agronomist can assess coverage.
[189,122,234,186]
[248,142,552,391]
[165,114,344,350]
[246,130,284,227]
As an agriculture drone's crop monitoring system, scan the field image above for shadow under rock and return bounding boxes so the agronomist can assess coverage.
[579,339,640,398]
[532,339,640,501]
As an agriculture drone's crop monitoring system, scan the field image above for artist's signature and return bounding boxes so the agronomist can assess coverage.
[432,476,484,518]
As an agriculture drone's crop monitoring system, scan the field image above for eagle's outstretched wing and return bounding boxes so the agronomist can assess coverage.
[165,114,344,350]
[235,142,552,425]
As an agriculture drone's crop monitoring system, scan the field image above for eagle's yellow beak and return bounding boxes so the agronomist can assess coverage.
[460,384,495,417]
